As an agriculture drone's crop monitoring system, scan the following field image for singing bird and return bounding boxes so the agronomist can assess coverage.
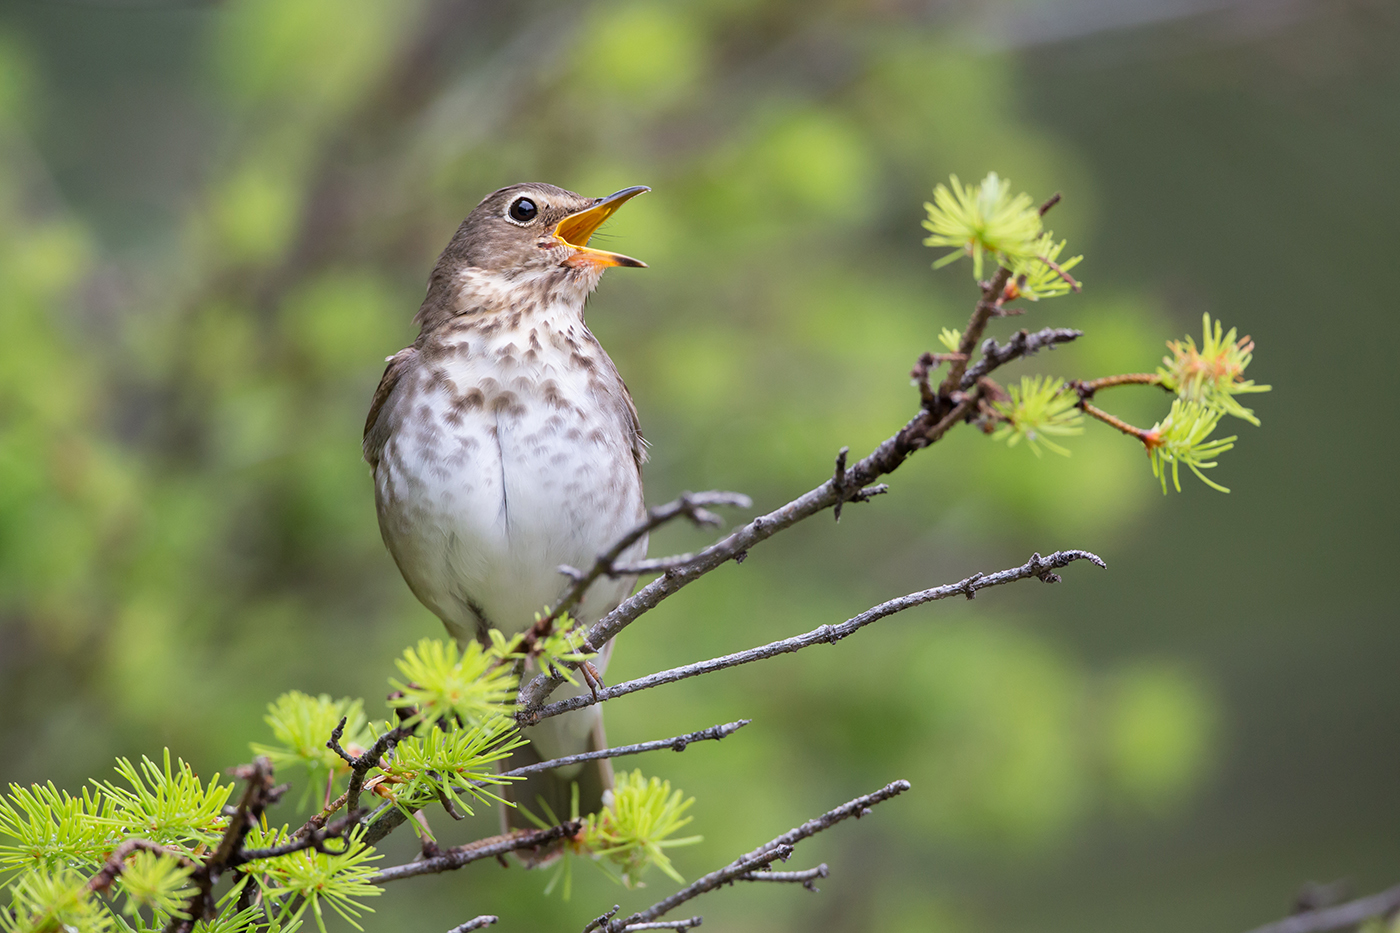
[363,183,650,834]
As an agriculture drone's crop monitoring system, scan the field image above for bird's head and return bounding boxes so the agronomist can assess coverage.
[444,183,648,283]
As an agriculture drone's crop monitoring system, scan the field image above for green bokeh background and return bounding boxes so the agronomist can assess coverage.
[0,1,1393,930]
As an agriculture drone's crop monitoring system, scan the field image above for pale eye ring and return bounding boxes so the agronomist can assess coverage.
[507,197,538,223]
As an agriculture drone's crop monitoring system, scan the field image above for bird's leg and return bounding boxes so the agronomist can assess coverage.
[579,650,605,701]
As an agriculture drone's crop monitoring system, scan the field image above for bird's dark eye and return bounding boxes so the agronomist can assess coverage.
[508,197,538,223]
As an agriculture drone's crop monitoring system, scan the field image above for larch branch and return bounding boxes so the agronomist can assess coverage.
[527,551,1104,725]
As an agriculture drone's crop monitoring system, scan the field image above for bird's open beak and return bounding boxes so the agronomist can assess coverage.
[556,186,649,269]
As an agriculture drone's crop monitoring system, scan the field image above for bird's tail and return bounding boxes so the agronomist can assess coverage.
[501,696,612,866]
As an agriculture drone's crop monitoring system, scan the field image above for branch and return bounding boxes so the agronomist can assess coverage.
[1072,372,1165,398]
[1080,400,1156,446]
[739,864,828,890]
[606,780,911,932]
[938,265,1014,397]
[231,810,361,867]
[327,715,413,815]
[531,491,752,647]
[503,721,749,778]
[1242,883,1400,933]
[527,551,1105,724]
[447,917,499,932]
[164,757,282,933]
[623,922,702,931]
[516,389,981,716]
[370,820,583,883]
[960,327,1083,389]
[85,839,197,894]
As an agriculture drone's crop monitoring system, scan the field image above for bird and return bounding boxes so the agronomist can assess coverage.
[363,183,650,842]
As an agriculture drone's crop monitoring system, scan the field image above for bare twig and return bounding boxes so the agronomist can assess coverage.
[527,551,1104,725]
[370,821,583,883]
[960,327,1083,389]
[1035,253,1081,292]
[739,864,828,890]
[327,716,413,815]
[911,352,965,409]
[939,265,1014,397]
[1242,883,1400,933]
[829,447,886,522]
[1080,400,1156,445]
[607,780,911,932]
[232,810,361,866]
[504,721,749,779]
[583,906,622,933]
[1072,372,1166,398]
[447,917,499,932]
[623,921,702,931]
[538,491,752,641]
[85,839,196,894]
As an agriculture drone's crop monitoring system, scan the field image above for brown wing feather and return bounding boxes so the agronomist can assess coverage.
[363,347,417,469]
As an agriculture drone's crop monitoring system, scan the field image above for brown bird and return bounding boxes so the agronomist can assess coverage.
[363,183,650,835]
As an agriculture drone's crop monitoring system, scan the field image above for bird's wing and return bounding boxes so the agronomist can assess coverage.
[363,346,417,469]
[617,376,649,470]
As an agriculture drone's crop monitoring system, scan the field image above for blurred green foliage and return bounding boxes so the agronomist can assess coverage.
[0,1,1247,930]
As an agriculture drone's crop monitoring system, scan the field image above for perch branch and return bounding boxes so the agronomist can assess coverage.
[517,259,1031,714]
[531,491,752,649]
[371,821,583,883]
[517,387,982,715]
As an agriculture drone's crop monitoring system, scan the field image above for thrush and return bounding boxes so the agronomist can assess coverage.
[363,183,650,838]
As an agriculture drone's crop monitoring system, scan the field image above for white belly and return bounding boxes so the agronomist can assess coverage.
[373,334,646,646]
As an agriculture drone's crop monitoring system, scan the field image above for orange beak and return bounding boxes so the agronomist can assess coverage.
[557,186,649,269]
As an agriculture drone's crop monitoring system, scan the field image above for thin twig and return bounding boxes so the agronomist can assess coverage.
[528,551,1104,725]
[623,921,702,931]
[1080,400,1157,445]
[911,352,964,409]
[740,865,828,884]
[447,917,499,932]
[1072,372,1166,398]
[370,821,583,883]
[939,265,1014,397]
[537,491,752,642]
[1241,883,1400,933]
[1035,253,1081,292]
[86,839,197,894]
[327,716,413,815]
[503,721,750,778]
[960,328,1083,389]
[607,781,911,932]
[583,906,622,933]
[740,864,828,891]
[232,810,360,866]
